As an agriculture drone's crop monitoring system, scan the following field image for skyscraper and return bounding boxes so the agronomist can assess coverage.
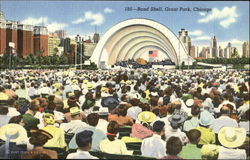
[55,30,66,39]
[218,46,223,58]
[242,42,249,58]
[34,26,48,56]
[210,36,218,57]
[0,11,6,55]
[48,33,60,56]
[93,32,100,44]
[179,29,191,55]
[60,38,71,54]
[224,42,233,58]
[17,24,34,57]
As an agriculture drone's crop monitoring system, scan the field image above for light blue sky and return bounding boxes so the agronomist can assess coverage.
[1,1,249,53]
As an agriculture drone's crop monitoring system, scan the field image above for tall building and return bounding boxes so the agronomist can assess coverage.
[218,46,223,58]
[60,38,71,54]
[189,45,195,58]
[6,21,18,54]
[199,47,211,59]
[34,26,48,56]
[224,42,233,58]
[55,30,66,39]
[242,42,249,58]
[93,33,100,44]
[17,24,34,57]
[210,36,218,57]
[0,11,6,55]
[48,33,60,56]
[179,29,192,56]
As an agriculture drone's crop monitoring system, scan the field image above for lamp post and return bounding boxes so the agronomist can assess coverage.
[8,42,15,70]
[178,31,181,70]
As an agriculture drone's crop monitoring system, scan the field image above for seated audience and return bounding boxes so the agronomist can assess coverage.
[66,130,97,159]
[141,120,166,158]
[69,113,106,151]
[100,121,133,155]
[179,129,202,159]
[60,107,88,134]
[195,110,216,145]
[201,144,219,160]
[217,127,247,159]
[21,129,57,159]
[160,137,183,159]
[41,113,67,149]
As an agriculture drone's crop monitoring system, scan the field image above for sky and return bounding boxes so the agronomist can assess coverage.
[1,1,249,55]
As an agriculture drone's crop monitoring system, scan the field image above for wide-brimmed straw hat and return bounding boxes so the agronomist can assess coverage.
[199,110,214,126]
[30,129,53,139]
[218,127,246,148]
[0,124,28,143]
[168,114,186,124]
[138,111,156,123]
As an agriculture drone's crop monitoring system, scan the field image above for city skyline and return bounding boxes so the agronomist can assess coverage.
[1,1,249,56]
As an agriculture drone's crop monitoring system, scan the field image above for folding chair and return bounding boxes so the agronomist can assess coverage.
[118,125,132,139]
[64,133,74,145]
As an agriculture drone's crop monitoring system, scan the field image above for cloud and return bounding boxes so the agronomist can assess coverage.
[189,30,203,36]
[192,36,211,41]
[198,6,238,28]
[46,22,68,33]
[21,17,48,25]
[104,8,114,13]
[218,39,244,48]
[199,12,206,16]
[219,17,236,28]
[21,17,68,33]
[72,11,104,25]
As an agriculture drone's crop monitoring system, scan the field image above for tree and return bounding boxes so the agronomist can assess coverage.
[231,48,238,58]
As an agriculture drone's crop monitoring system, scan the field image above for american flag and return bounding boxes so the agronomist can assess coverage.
[148,50,158,57]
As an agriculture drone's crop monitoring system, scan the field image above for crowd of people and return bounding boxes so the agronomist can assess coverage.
[115,59,175,69]
[0,68,249,159]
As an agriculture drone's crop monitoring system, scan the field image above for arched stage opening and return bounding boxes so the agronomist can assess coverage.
[90,18,195,69]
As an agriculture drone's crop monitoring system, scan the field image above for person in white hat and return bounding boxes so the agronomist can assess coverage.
[217,127,247,159]
[183,105,200,132]
[60,107,88,134]
[195,110,216,145]
[126,98,142,120]
[0,124,29,159]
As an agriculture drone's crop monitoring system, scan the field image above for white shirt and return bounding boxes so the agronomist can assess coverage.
[66,150,98,159]
[141,134,166,158]
[53,110,65,121]
[100,138,133,155]
[39,87,53,95]
[127,106,142,120]
[96,119,109,134]
[237,103,249,118]
[218,146,246,160]
[210,116,238,134]
[60,120,88,134]
[7,107,21,117]
[239,121,249,135]
[165,127,188,144]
